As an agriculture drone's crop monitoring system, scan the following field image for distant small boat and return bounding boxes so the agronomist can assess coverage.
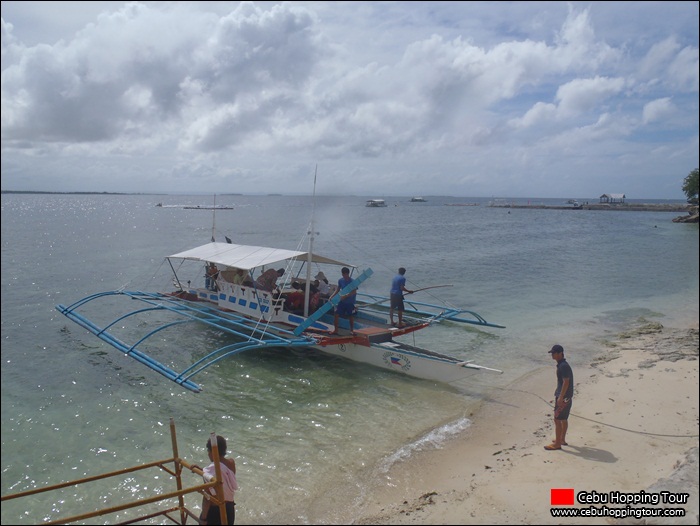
[366,199,387,207]
[410,197,427,202]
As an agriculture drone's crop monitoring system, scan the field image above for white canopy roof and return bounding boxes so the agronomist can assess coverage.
[168,242,355,271]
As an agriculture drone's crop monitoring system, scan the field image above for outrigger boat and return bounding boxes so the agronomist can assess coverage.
[56,241,504,393]
[56,185,505,392]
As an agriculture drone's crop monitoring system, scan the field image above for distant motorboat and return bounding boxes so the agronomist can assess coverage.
[366,199,388,207]
[410,197,427,202]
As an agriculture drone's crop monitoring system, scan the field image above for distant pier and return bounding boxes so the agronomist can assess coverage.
[488,203,690,212]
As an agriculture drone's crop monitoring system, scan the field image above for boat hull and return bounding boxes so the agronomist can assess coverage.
[312,340,485,383]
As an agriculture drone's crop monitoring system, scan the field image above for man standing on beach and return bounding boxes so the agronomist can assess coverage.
[545,344,573,450]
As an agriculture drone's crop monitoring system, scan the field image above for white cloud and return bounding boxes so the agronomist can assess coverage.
[643,97,675,125]
[1,1,698,198]
[508,76,626,129]
[639,36,699,92]
[667,45,699,92]
[555,76,626,116]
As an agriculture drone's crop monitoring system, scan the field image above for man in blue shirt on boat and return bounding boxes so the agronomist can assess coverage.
[329,267,356,335]
[390,267,413,328]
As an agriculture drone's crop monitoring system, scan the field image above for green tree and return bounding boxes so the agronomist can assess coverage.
[682,168,699,203]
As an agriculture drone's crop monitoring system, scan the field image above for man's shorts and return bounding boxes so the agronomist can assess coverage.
[554,398,572,420]
[390,293,405,311]
[336,302,355,317]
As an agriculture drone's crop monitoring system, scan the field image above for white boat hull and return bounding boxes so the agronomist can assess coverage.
[312,340,488,383]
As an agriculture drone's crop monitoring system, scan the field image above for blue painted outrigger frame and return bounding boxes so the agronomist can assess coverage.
[56,290,320,393]
[55,271,374,393]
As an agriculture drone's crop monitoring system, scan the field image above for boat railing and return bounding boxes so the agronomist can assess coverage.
[1,418,229,525]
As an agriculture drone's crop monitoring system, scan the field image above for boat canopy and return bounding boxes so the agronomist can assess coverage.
[167,242,355,271]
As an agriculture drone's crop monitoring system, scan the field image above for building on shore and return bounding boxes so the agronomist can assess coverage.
[599,193,626,203]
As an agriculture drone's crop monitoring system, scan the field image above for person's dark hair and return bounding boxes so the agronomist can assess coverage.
[398,267,406,275]
[206,435,227,456]
[277,268,285,276]
[341,267,350,275]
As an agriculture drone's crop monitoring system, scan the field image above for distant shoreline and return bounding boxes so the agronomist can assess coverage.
[1,190,146,195]
[0,190,242,196]
[1,190,689,206]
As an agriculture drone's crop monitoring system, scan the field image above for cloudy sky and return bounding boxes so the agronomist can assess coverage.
[1,1,698,198]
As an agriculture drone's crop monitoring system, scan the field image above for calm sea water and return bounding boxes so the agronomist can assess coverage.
[1,193,698,524]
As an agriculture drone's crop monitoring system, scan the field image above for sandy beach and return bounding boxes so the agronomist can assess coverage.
[353,319,699,525]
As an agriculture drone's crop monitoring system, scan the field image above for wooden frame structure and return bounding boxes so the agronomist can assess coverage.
[1,418,229,525]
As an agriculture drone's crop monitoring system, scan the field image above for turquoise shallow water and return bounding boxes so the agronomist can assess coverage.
[1,193,697,524]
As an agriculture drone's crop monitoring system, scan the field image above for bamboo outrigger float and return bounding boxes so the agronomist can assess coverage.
[1,418,229,525]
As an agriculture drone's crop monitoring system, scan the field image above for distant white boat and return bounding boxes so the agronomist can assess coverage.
[410,197,427,202]
[366,199,387,207]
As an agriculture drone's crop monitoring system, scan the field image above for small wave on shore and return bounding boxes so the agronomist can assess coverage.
[378,417,472,473]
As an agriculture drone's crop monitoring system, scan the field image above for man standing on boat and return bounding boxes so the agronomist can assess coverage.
[390,267,413,328]
[329,267,356,335]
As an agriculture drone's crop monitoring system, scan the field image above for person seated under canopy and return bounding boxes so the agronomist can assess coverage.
[256,268,285,291]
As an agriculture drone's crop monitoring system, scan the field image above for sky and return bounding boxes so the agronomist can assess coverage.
[1,1,698,198]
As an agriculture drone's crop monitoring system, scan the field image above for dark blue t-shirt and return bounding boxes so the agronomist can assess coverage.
[555,359,574,399]
[337,276,356,306]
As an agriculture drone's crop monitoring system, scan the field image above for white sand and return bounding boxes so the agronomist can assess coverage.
[353,321,699,525]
